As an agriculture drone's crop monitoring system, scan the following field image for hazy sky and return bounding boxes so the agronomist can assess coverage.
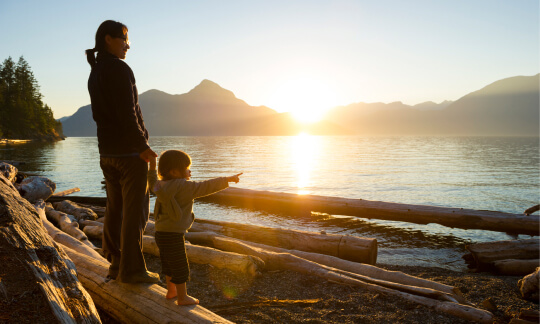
[0,0,538,119]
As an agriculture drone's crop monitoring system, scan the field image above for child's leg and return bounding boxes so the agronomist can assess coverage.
[175,282,199,305]
[165,276,177,299]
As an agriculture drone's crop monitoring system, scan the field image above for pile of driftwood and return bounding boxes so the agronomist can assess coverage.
[48,200,497,323]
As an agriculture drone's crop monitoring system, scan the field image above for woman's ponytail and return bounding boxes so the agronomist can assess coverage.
[85,48,97,68]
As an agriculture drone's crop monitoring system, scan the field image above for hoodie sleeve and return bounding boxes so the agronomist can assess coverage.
[147,169,158,195]
[185,177,229,200]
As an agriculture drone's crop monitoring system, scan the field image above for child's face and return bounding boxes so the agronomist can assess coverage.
[171,167,191,180]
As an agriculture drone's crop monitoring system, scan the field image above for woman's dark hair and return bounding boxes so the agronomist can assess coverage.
[158,150,192,180]
[85,20,127,68]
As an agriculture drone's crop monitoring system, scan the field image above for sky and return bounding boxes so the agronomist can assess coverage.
[0,0,538,119]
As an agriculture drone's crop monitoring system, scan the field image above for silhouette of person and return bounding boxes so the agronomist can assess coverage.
[86,20,159,283]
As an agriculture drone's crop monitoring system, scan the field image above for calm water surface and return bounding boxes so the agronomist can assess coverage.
[2,136,539,270]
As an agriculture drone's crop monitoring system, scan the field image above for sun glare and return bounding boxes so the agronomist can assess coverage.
[291,133,320,195]
[269,78,337,123]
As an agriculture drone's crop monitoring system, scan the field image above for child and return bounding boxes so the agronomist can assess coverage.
[148,149,241,306]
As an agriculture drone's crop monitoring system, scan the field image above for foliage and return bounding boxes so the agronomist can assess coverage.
[0,56,63,140]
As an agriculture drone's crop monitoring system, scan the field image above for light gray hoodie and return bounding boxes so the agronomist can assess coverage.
[148,170,229,233]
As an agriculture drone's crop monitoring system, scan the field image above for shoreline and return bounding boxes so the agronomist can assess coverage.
[0,138,33,144]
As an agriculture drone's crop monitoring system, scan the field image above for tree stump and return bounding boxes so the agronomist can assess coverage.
[0,175,100,323]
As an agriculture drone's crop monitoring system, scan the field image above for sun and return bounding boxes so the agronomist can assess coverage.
[269,78,337,123]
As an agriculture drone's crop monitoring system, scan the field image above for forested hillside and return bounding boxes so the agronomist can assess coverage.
[0,56,63,140]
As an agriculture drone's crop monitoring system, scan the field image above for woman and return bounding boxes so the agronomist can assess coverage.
[86,20,159,283]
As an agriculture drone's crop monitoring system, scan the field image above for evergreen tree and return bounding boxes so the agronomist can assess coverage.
[0,56,63,140]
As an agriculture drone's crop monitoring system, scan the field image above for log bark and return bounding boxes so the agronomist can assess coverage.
[185,231,466,304]
[518,267,539,302]
[201,235,493,323]
[62,245,233,324]
[142,235,264,276]
[518,308,539,322]
[493,259,539,276]
[0,176,100,323]
[190,219,377,264]
[53,200,98,221]
[83,225,104,240]
[465,239,540,270]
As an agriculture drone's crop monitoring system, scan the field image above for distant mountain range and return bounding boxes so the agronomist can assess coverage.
[62,74,539,137]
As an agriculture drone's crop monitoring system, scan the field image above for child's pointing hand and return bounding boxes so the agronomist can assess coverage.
[228,173,243,183]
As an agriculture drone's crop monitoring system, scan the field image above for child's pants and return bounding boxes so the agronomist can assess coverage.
[155,231,190,284]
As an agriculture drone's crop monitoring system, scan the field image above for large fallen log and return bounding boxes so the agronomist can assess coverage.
[0,176,100,323]
[189,219,377,264]
[62,245,233,324]
[464,239,540,271]
[142,235,264,276]
[185,231,466,304]
[44,191,540,235]
[200,235,494,323]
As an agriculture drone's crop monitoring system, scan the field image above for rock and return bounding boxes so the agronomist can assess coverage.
[16,176,56,203]
[481,297,498,312]
[518,267,539,302]
[0,162,17,183]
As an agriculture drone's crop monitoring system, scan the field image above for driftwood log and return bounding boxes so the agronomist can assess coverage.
[185,231,466,304]
[53,200,98,221]
[45,191,540,235]
[0,162,17,183]
[493,259,539,276]
[52,187,81,197]
[62,245,233,324]
[16,176,56,203]
[196,187,540,235]
[194,235,493,323]
[142,235,265,276]
[189,219,377,264]
[0,175,101,323]
[464,238,540,272]
[44,204,96,249]
[518,267,539,302]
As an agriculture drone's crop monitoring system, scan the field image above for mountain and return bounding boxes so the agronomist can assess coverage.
[326,74,539,136]
[62,80,350,136]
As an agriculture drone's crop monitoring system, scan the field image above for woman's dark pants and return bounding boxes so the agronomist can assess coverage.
[100,156,149,278]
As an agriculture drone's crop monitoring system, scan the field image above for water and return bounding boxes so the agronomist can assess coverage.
[2,135,539,270]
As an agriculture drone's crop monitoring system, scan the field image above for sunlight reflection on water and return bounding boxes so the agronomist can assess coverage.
[2,135,538,270]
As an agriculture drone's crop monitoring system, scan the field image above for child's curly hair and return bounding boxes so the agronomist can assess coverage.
[158,150,192,180]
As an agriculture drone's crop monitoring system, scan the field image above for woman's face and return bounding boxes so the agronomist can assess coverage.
[106,32,130,59]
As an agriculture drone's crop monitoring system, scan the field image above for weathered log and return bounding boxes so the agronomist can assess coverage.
[142,235,264,276]
[493,259,539,276]
[47,192,540,235]
[190,219,377,264]
[465,239,540,270]
[47,195,107,207]
[79,219,105,229]
[53,200,98,221]
[52,187,81,197]
[34,201,104,261]
[84,225,104,240]
[196,187,540,235]
[510,318,538,324]
[0,176,100,323]
[0,162,17,183]
[202,235,493,323]
[62,245,233,324]
[518,267,539,302]
[45,204,95,248]
[185,231,466,304]
[16,175,56,203]
[524,204,539,216]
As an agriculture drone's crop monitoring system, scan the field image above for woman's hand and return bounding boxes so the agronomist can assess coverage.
[228,173,243,183]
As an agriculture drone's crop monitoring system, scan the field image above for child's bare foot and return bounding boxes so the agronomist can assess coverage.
[166,290,177,299]
[176,295,199,306]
